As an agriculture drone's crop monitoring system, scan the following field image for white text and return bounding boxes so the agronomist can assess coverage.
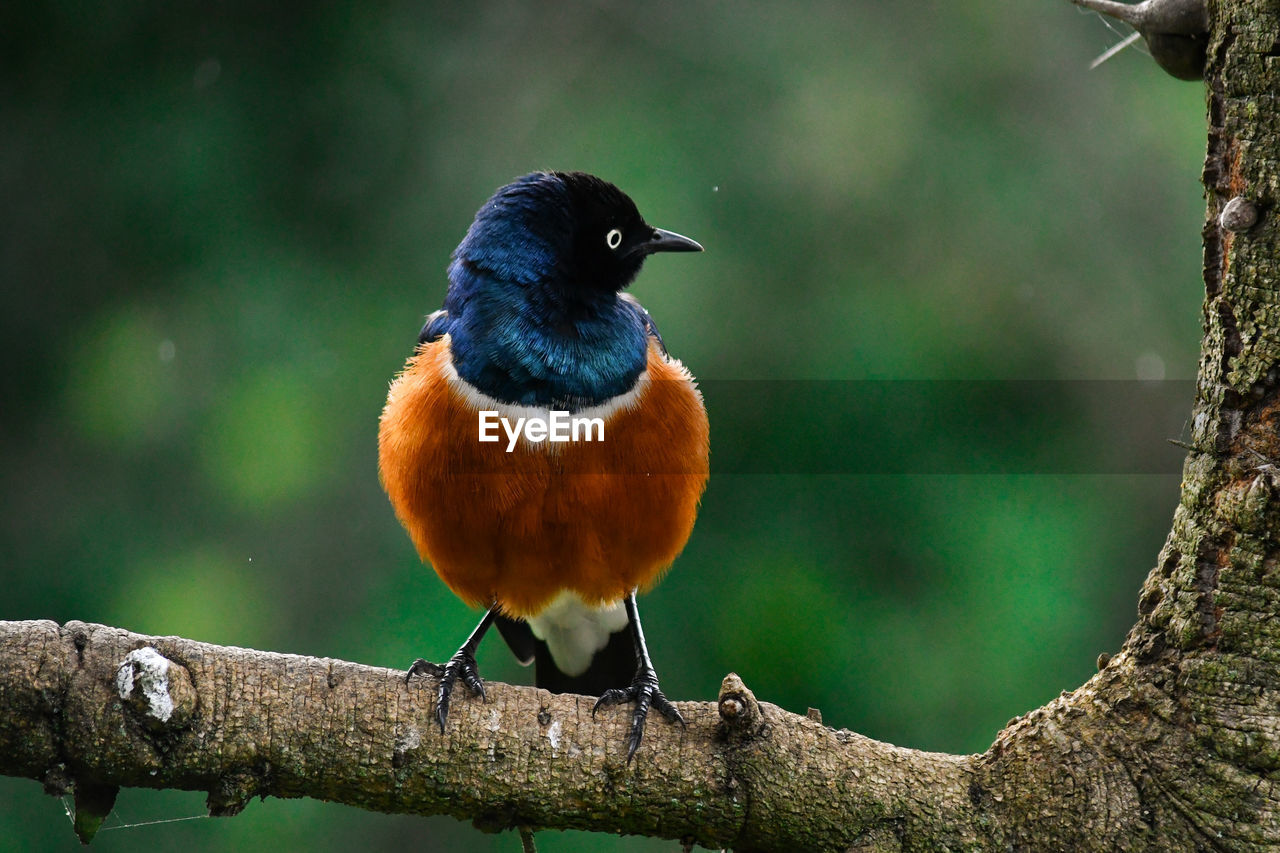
[478,410,605,452]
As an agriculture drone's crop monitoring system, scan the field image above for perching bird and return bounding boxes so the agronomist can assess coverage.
[378,171,708,759]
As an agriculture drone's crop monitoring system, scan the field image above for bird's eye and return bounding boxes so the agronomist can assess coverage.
[605,228,623,250]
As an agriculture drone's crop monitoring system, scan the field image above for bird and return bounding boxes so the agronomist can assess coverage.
[378,171,709,760]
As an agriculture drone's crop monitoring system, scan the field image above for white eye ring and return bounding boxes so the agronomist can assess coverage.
[606,228,623,250]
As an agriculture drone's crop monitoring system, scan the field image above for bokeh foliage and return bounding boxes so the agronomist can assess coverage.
[2,1,1205,850]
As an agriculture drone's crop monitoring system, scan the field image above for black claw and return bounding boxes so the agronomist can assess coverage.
[405,658,443,684]
[406,609,498,733]
[430,650,486,732]
[652,692,685,726]
[435,692,450,733]
[592,688,629,715]
[459,662,486,700]
[406,652,486,733]
[593,664,681,762]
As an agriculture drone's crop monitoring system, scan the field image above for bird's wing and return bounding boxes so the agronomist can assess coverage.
[418,309,450,346]
[619,294,668,357]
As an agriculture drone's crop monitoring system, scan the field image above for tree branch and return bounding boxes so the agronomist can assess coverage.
[0,619,982,850]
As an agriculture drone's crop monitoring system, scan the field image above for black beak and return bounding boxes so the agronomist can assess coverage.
[644,227,703,255]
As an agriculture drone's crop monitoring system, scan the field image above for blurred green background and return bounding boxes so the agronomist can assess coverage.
[2,1,1205,851]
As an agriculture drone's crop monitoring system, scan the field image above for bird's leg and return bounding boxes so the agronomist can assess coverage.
[407,608,497,733]
[592,592,684,760]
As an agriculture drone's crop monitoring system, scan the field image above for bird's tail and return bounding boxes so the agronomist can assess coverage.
[494,603,635,697]
[532,627,633,696]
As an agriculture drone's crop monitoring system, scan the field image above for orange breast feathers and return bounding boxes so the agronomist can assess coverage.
[377,337,709,619]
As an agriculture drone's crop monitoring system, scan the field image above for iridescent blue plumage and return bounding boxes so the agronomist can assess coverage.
[422,172,698,408]
[443,263,648,407]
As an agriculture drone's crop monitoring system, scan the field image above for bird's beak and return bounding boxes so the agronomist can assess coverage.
[644,228,703,255]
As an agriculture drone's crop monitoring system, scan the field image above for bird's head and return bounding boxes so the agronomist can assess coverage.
[451,171,702,297]
[440,172,700,406]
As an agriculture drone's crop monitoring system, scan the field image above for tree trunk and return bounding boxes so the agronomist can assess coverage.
[3,0,1278,849]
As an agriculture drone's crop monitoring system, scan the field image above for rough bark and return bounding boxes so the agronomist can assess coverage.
[1,620,983,850]
[3,0,1280,849]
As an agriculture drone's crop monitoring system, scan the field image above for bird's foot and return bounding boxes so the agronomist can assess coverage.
[406,651,486,733]
[405,658,442,681]
[592,664,684,761]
